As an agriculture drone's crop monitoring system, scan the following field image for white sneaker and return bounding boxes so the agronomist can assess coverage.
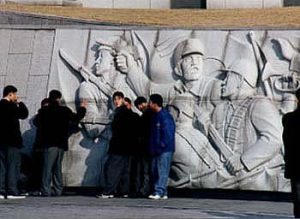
[0,195,5,199]
[148,194,161,200]
[161,195,168,200]
[6,195,26,199]
[96,194,114,199]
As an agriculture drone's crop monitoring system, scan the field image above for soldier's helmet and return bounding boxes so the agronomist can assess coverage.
[174,38,205,77]
[228,58,258,88]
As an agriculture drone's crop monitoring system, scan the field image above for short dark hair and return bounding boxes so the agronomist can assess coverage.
[149,93,163,107]
[296,88,300,101]
[49,90,62,100]
[41,98,50,107]
[134,96,147,108]
[124,97,132,105]
[3,85,17,97]
[113,91,124,100]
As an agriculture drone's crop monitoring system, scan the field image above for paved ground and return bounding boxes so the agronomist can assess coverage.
[0,193,294,219]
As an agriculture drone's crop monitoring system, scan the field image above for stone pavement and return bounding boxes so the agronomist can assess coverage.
[0,192,294,219]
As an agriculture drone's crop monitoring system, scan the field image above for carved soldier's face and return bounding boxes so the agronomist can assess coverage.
[181,54,203,81]
[221,72,243,99]
[95,49,114,76]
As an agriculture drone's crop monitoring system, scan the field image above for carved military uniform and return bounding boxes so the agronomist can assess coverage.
[212,96,289,191]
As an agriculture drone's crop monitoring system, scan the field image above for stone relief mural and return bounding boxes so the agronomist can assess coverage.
[45,29,300,191]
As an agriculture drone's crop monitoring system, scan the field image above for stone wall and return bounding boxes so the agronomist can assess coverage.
[2,13,298,192]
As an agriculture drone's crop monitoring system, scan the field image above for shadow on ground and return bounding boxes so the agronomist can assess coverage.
[64,187,291,202]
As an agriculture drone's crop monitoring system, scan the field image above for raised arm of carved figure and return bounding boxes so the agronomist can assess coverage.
[115,50,150,97]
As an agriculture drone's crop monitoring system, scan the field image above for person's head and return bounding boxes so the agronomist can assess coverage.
[222,58,258,99]
[221,71,243,100]
[124,97,132,110]
[95,46,115,77]
[41,98,50,107]
[112,91,124,108]
[174,38,204,82]
[134,96,148,112]
[149,94,163,112]
[3,85,18,102]
[49,90,62,103]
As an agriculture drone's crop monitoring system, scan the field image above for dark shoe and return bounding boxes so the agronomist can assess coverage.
[29,191,42,196]
[40,193,50,197]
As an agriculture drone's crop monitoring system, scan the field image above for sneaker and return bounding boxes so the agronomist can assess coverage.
[6,195,26,199]
[0,195,5,199]
[148,194,161,200]
[161,195,168,200]
[96,194,114,199]
[20,192,29,196]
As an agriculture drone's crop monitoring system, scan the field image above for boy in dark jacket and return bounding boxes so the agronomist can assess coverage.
[34,90,86,196]
[130,96,153,197]
[98,92,135,198]
[0,85,28,199]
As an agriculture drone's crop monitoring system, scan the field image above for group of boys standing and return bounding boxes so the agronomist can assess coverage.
[0,84,175,200]
[0,85,87,199]
[98,91,176,200]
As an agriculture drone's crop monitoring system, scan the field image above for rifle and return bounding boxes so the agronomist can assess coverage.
[59,48,115,98]
[194,105,234,161]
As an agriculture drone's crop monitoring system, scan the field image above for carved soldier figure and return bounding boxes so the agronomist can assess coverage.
[117,38,232,188]
[168,100,232,189]
[208,58,288,191]
[77,38,136,187]
[116,38,217,111]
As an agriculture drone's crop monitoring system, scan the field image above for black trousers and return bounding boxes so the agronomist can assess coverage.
[130,155,151,196]
[28,150,44,191]
[103,154,130,196]
[0,146,21,196]
[41,147,64,196]
[291,179,300,218]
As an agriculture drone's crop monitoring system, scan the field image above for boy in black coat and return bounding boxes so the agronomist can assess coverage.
[0,85,28,199]
[34,90,86,196]
[98,92,135,198]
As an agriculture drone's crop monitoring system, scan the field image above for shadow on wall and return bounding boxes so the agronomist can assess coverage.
[171,0,206,9]
[284,0,300,6]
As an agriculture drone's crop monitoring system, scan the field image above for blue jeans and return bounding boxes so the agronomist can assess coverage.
[151,152,173,196]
